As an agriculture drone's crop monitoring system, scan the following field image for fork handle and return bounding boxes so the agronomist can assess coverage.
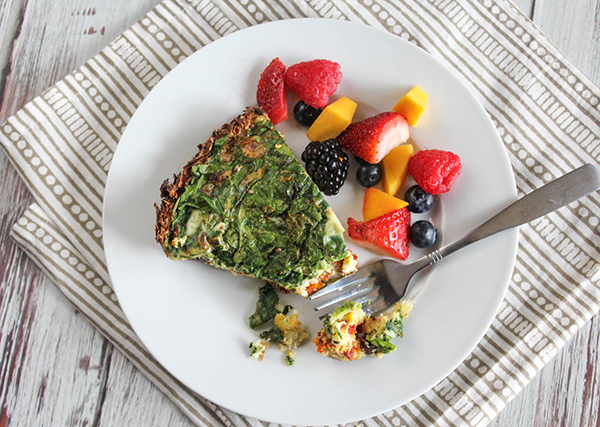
[428,164,600,265]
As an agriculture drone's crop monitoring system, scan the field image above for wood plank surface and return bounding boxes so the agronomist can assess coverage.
[0,0,598,426]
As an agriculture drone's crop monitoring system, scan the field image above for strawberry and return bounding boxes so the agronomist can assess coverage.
[338,112,409,164]
[347,207,410,260]
[257,58,288,125]
[285,59,342,109]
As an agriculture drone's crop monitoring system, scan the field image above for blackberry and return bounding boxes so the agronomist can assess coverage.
[301,139,349,196]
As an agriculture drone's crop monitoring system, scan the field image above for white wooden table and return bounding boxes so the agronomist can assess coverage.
[0,1,598,425]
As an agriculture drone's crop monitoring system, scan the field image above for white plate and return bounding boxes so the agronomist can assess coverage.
[103,19,517,426]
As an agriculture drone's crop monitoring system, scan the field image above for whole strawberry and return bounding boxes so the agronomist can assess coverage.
[338,112,409,164]
[285,59,342,109]
[347,207,411,260]
[257,58,287,125]
[408,149,462,195]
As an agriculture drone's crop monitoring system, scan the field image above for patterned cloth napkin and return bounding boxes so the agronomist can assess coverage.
[2,0,600,425]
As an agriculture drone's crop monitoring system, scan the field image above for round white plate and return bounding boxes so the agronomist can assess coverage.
[103,19,517,426]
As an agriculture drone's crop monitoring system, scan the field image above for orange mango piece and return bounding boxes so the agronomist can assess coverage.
[392,86,428,126]
[307,97,357,142]
[363,187,408,222]
[381,144,414,196]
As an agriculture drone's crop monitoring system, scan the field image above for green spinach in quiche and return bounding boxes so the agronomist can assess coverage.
[155,107,356,295]
[361,306,404,355]
[249,283,292,329]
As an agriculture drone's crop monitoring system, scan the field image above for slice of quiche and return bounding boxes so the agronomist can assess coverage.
[154,107,357,296]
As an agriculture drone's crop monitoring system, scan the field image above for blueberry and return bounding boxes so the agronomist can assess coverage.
[294,101,322,126]
[356,163,382,187]
[410,220,437,248]
[404,185,435,213]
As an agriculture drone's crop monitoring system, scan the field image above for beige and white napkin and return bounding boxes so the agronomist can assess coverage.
[2,0,600,426]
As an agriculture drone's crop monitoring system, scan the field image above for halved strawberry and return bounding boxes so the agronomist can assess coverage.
[347,207,410,260]
[257,58,288,125]
[338,112,409,164]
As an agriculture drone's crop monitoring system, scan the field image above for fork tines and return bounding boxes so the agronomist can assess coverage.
[310,264,387,320]
[316,287,385,320]
[314,283,380,313]
[309,264,376,301]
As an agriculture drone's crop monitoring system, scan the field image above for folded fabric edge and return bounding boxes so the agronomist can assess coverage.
[501,0,600,99]
[9,203,238,427]
[0,139,112,286]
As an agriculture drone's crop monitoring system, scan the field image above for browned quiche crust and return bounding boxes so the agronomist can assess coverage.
[154,106,264,248]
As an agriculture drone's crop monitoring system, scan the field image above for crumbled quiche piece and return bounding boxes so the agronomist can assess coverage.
[249,311,309,366]
[314,300,413,361]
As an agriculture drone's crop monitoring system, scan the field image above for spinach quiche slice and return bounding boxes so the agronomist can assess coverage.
[154,107,357,296]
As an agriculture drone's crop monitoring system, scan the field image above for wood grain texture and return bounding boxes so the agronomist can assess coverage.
[0,0,26,106]
[533,0,600,83]
[0,0,598,426]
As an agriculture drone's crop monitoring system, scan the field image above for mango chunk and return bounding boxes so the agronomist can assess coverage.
[392,86,428,126]
[307,97,357,142]
[381,144,414,196]
[363,187,408,222]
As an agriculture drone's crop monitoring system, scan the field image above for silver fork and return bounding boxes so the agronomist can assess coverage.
[310,163,600,318]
